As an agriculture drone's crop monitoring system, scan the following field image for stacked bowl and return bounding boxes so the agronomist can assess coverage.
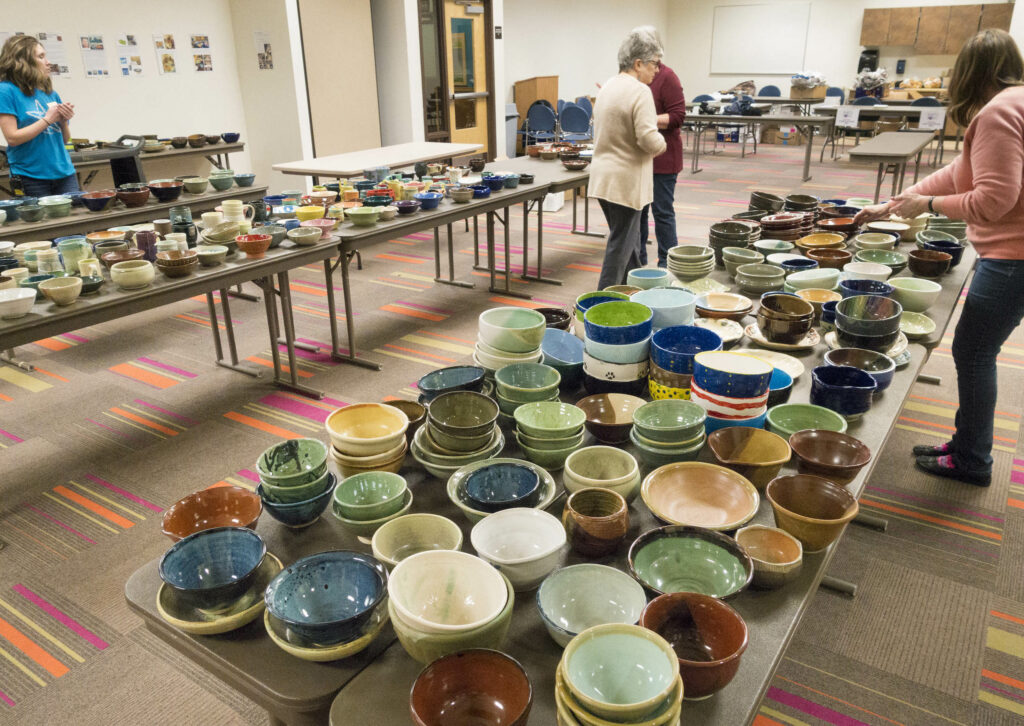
[573,291,630,339]
[255,438,335,528]
[542,328,585,391]
[834,294,903,352]
[630,287,696,331]
[755,292,814,345]
[630,398,707,467]
[722,246,765,279]
[537,564,647,648]
[749,190,784,213]
[471,507,566,590]
[325,403,409,478]
[514,401,587,469]
[417,365,486,404]
[582,301,653,397]
[760,212,813,241]
[475,307,546,373]
[709,221,758,265]
[563,445,642,502]
[784,193,819,216]
[666,244,715,281]
[648,325,722,400]
[412,391,501,478]
[735,263,785,295]
[495,362,561,416]
[331,471,413,538]
[690,351,773,432]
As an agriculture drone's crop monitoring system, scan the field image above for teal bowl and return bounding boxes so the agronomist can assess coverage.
[256,438,329,487]
[258,479,336,528]
[628,525,753,599]
[333,472,408,521]
[209,175,235,191]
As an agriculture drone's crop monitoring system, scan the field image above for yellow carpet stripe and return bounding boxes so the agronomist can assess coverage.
[370,279,429,291]
[223,477,256,491]
[987,627,1024,658]
[120,403,187,430]
[41,493,118,534]
[124,361,185,383]
[859,506,1002,546]
[67,481,146,521]
[401,334,474,355]
[99,411,166,439]
[979,690,1024,717]
[8,512,77,553]
[759,706,811,725]
[244,403,321,432]
[0,597,84,663]
[373,349,443,366]
[0,367,51,393]
[865,493,1003,532]
[903,401,1019,433]
[393,271,441,283]
[0,641,47,686]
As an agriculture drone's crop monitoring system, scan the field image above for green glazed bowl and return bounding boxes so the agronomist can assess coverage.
[632,400,707,443]
[517,436,582,470]
[332,489,414,537]
[514,401,587,438]
[584,300,653,328]
[516,428,585,451]
[347,206,381,226]
[333,471,408,520]
[495,362,561,400]
[766,403,848,439]
[209,175,235,191]
[628,525,753,599]
[855,249,908,273]
[256,438,330,487]
[260,467,333,504]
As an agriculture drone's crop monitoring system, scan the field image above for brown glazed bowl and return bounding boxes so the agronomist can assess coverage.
[788,429,871,485]
[535,306,572,330]
[116,187,151,208]
[155,249,199,267]
[235,233,272,259]
[101,248,146,269]
[526,145,543,158]
[160,486,262,541]
[562,159,590,171]
[735,524,803,589]
[640,592,748,699]
[410,649,532,726]
[805,247,853,269]
[707,427,791,490]
[562,487,629,558]
[574,393,645,444]
[383,400,427,442]
[766,474,859,552]
[170,136,188,149]
[908,249,953,278]
[187,133,206,148]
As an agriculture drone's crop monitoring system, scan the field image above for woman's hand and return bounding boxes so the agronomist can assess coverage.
[853,201,895,226]
[890,192,931,218]
[42,104,62,125]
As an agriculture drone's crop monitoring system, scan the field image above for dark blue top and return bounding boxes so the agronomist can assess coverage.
[0,81,74,179]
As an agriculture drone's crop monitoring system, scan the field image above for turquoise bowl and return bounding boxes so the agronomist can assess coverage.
[628,525,753,599]
[258,479,336,527]
[333,472,408,520]
[256,438,329,487]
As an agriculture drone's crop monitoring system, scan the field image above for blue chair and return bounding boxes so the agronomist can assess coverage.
[559,104,592,143]
[826,86,845,103]
[575,96,593,118]
[693,94,715,103]
[758,85,782,97]
[911,97,942,106]
[557,99,566,114]
[905,96,946,164]
[521,103,557,146]
[852,95,882,105]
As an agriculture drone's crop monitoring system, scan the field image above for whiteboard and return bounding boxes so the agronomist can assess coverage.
[710,3,811,74]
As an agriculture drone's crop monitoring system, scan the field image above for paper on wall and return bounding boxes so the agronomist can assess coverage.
[36,32,70,76]
[152,33,176,74]
[117,34,143,76]
[79,34,109,77]
[253,31,273,70]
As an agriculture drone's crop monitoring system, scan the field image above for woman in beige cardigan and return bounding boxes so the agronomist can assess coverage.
[590,27,667,289]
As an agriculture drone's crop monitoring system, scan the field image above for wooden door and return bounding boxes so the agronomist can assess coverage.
[860,8,891,46]
[980,3,1013,31]
[443,0,490,154]
[915,6,951,54]
[887,7,920,45]
[944,4,983,54]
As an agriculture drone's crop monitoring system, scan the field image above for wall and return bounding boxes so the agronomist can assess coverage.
[372,0,425,147]
[2,0,252,176]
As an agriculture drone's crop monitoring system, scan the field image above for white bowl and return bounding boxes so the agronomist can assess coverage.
[690,379,769,417]
[852,233,897,250]
[537,564,647,647]
[785,268,841,290]
[470,508,566,591]
[389,550,509,633]
[473,342,542,370]
[477,307,546,354]
[110,260,155,289]
[890,277,941,313]
[842,261,891,282]
[582,352,649,382]
[0,287,36,319]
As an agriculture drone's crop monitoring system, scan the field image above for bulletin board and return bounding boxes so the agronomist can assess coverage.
[710,3,811,74]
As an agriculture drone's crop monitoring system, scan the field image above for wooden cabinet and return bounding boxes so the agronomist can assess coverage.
[916,6,951,53]
[944,4,983,54]
[887,7,921,45]
[513,76,558,151]
[980,3,1013,31]
[861,8,891,46]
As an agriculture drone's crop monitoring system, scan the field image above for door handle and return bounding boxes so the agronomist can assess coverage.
[451,91,489,101]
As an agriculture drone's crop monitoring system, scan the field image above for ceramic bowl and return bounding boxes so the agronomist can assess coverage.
[628,525,753,598]
[785,268,842,291]
[463,462,541,513]
[843,261,892,282]
[810,365,878,419]
[518,436,582,471]
[510,400,584,438]
[852,232,897,250]
[839,278,894,299]
[855,249,908,275]
[835,294,903,336]
[264,550,387,644]
[161,486,262,542]
[538,564,646,648]
[754,239,795,255]
[258,476,336,525]
[333,471,408,520]
[766,474,860,552]
[632,398,704,440]
[0,287,36,318]
[693,292,753,322]
[835,326,900,352]
[495,362,561,402]
[805,247,853,269]
[692,350,773,398]
[583,334,650,366]
[889,277,941,313]
[824,347,895,391]
[446,457,556,523]
[38,276,82,306]
[471,508,566,591]
[80,191,117,212]
[908,249,952,277]
[390,550,508,633]
[116,187,151,207]
[650,325,723,375]
[766,403,848,439]
[756,294,813,344]
[255,437,329,487]
[182,177,209,194]
[478,307,546,353]
[641,461,759,530]
[196,245,229,266]
[299,218,338,239]
[203,221,241,243]
[707,427,792,490]
[101,248,146,269]
[332,489,413,536]
[563,445,639,491]
[428,390,499,439]
[159,527,266,611]
[78,275,104,295]
[383,400,427,441]
[627,267,671,289]
[418,365,485,400]
[735,524,803,590]
[286,227,323,246]
[110,259,155,289]
[253,224,287,248]
[371,513,462,569]
[325,403,409,456]
[584,301,654,345]
[561,623,680,722]
[147,180,183,203]
[410,649,533,726]
[574,393,643,443]
[789,429,872,485]
[18,273,55,300]
[640,592,748,699]
[561,487,630,557]
[629,287,696,329]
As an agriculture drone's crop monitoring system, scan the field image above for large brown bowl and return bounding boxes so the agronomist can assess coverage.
[562,487,629,557]
[707,427,791,490]
[155,249,199,267]
[161,486,262,541]
[788,429,871,485]
[574,393,645,444]
[116,187,151,208]
[410,649,532,726]
[805,247,853,269]
[908,249,953,278]
[765,474,859,552]
[101,248,146,268]
[640,592,748,699]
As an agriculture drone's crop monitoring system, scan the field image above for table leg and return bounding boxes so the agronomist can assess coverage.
[891,163,901,197]
[522,196,562,286]
[487,208,530,299]
[275,270,324,399]
[0,349,34,371]
[439,222,472,287]
[913,150,923,183]
[326,251,382,371]
[521,201,530,277]
[800,124,814,181]
[872,163,885,203]
[691,124,704,174]
[208,290,261,378]
[227,283,260,303]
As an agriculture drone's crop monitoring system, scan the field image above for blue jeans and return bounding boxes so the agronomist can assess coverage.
[19,173,80,197]
[639,173,678,267]
[949,258,1024,474]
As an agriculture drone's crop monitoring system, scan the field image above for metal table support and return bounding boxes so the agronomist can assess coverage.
[520,197,562,286]
[206,289,262,378]
[327,250,382,371]
[433,224,473,289]
[486,207,530,299]
[571,184,604,238]
[0,349,34,371]
[257,272,324,399]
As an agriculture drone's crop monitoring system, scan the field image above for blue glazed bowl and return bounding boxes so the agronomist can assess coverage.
[0,258,19,271]
[839,278,894,299]
[222,132,241,143]
[464,462,541,512]
[159,526,266,611]
[257,477,336,527]
[80,192,117,213]
[810,365,878,419]
[704,411,767,434]
[264,550,387,645]
[575,291,630,313]
[630,287,696,329]
[821,199,847,206]
[470,184,491,199]
[922,239,965,266]
[395,200,421,215]
[626,267,671,290]
[483,175,506,191]
[418,365,486,400]
[650,325,724,375]
[354,180,377,191]
[820,299,839,326]
[584,335,650,365]
[414,192,443,210]
[502,173,520,188]
[583,301,653,345]
[63,191,86,207]
[0,199,24,221]
[693,351,774,399]
[780,257,819,275]
[824,348,895,391]
[767,368,794,408]
[234,173,256,187]
[826,205,861,216]
[542,328,584,389]
[835,295,903,336]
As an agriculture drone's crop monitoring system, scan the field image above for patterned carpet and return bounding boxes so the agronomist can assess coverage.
[1,140,1022,725]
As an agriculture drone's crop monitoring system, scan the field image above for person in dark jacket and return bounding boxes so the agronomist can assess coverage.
[638,60,686,268]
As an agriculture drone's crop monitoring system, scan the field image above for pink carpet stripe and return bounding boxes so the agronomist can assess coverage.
[767,687,870,726]
[865,485,1004,522]
[274,344,337,363]
[1015,457,1024,466]
[83,475,162,513]
[86,418,131,438]
[1013,470,1024,485]
[61,333,89,343]
[13,585,109,650]
[394,301,453,314]
[0,429,23,443]
[387,251,433,260]
[237,469,261,482]
[402,233,433,241]
[259,393,331,422]
[912,529,999,559]
[0,688,12,707]
[982,681,1024,704]
[25,505,97,544]
[136,358,197,378]
[132,399,197,425]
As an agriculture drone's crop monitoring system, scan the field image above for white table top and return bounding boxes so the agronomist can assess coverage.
[272,142,483,177]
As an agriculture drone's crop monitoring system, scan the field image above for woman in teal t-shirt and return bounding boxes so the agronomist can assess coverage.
[0,35,78,196]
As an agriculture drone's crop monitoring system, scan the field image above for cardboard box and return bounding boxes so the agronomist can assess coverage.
[761,126,781,144]
[885,90,910,101]
[790,85,827,99]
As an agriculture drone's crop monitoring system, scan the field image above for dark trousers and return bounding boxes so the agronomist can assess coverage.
[597,199,642,289]
[639,173,678,268]
[949,258,1024,473]
[19,173,80,197]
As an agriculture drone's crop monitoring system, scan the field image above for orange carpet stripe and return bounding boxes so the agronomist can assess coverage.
[109,363,178,389]
[175,313,225,330]
[0,616,68,677]
[383,344,456,363]
[418,330,476,345]
[899,416,955,431]
[288,283,327,297]
[53,486,135,529]
[753,717,786,726]
[389,239,416,246]
[991,610,1024,627]
[775,675,905,726]
[109,407,178,436]
[1008,498,1024,511]
[223,411,301,439]
[0,393,12,402]
[244,358,315,378]
[33,368,68,382]
[34,338,70,352]
[208,481,233,489]
[3,519,67,561]
[861,499,1002,540]
[376,253,426,264]
[489,296,546,309]
[291,306,333,319]
[983,669,1024,692]
[566,263,602,272]
[380,305,445,321]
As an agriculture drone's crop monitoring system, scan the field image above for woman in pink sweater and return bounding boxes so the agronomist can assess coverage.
[856,29,1024,487]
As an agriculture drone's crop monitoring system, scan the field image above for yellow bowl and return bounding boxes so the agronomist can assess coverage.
[295,205,326,222]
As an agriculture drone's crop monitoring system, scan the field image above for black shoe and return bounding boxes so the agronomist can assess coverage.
[915,455,991,487]
[912,441,953,457]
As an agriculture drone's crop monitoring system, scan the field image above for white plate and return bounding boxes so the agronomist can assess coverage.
[730,348,805,379]
[693,317,744,345]
[744,324,820,351]
[825,330,909,358]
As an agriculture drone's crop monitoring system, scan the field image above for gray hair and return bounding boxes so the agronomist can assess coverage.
[617,26,663,72]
